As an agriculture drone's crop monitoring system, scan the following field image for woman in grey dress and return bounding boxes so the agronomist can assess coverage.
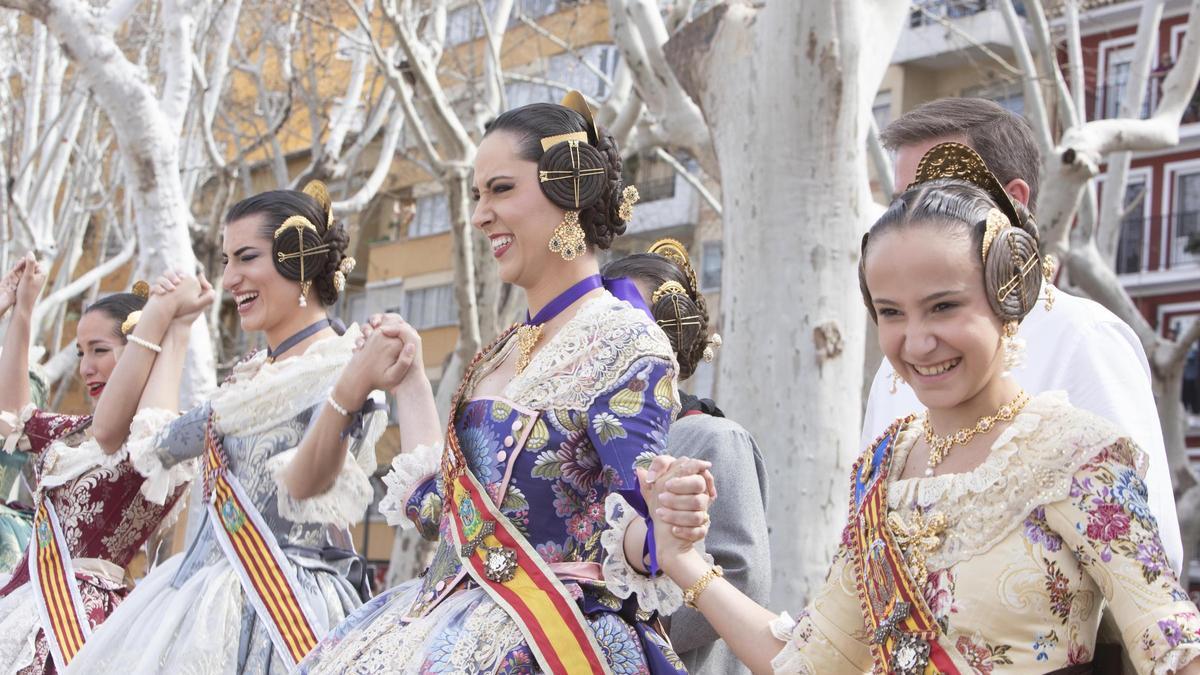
[66,184,411,674]
[604,241,771,674]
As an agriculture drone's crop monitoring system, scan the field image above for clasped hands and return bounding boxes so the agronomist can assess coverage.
[348,313,426,394]
[638,454,718,572]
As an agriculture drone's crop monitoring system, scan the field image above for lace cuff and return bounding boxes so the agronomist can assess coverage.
[266,447,374,528]
[0,404,36,454]
[600,492,691,614]
[125,408,195,504]
[378,442,442,529]
[770,611,818,675]
[1138,608,1200,675]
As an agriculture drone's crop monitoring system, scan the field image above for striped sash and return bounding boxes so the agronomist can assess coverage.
[203,416,320,666]
[850,420,962,675]
[28,501,92,669]
[440,327,611,674]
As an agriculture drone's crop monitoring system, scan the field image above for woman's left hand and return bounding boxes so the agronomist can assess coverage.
[638,455,716,567]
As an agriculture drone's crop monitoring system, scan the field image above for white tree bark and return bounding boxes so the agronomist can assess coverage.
[665,0,908,605]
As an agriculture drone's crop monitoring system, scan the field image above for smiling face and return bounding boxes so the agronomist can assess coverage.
[864,222,1007,412]
[471,131,576,288]
[221,215,299,334]
[76,311,125,403]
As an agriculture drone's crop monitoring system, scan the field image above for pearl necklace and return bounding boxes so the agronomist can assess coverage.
[922,390,1030,477]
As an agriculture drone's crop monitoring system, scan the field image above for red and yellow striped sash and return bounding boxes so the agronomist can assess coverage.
[29,501,92,668]
[447,467,610,675]
[850,425,961,675]
[204,418,319,666]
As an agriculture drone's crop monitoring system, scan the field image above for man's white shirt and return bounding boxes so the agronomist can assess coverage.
[859,286,1184,576]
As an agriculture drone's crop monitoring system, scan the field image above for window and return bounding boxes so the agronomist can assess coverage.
[631,154,676,203]
[409,192,450,238]
[872,91,892,131]
[964,82,1024,116]
[1099,45,1152,120]
[1173,171,1200,266]
[700,241,722,292]
[1172,316,1200,416]
[405,284,458,329]
[1116,178,1147,275]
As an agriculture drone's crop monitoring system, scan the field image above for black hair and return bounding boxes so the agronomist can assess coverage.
[85,292,148,341]
[486,103,627,250]
[225,189,350,306]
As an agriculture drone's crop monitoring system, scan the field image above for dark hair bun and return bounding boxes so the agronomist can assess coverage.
[271,216,332,288]
[579,128,626,250]
[653,290,706,380]
[313,222,351,306]
[537,140,608,211]
[984,223,1042,323]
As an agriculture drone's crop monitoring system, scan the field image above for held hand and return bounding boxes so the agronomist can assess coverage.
[638,455,715,567]
[172,271,215,325]
[0,254,29,315]
[14,254,46,313]
[355,313,428,389]
[346,328,406,393]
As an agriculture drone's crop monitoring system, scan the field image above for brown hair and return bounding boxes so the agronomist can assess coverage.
[485,103,627,249]
[225,190,350,306]
[859,179,1042,324]
[602,253,710,380]
[880,98,1042,213]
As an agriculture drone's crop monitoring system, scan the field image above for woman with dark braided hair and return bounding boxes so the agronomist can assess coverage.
[638,143,1200,674]
[0,254,213,675]
[67,182,409,674]
[603,244,769,674]
[298,92,699,674]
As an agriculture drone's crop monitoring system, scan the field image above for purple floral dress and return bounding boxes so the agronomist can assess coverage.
[300,292,688,674]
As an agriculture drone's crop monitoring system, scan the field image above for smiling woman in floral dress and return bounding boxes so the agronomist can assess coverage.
[643,145,1200,674]
[299,92,689,675]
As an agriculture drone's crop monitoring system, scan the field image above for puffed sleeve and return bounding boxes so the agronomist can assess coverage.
[0,405,91,455]
[770,543,874,674]
[590,356,681,612]
[378,442,443,540]
[128,401,211,478]
[267,393,388,528]
[1043,439,1200,674]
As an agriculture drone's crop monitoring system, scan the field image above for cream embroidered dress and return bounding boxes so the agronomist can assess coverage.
[298,292,688,674]
[772,392,1200,674]
[64,326,387,675]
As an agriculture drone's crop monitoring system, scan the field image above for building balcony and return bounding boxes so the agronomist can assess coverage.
[1085,76,1200,125]
[892,0,1016,69]
[1115,211,1200,296]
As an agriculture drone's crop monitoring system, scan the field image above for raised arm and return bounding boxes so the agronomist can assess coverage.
[92,273,212,453]
[0,254,44,416]
[281,314,420,499]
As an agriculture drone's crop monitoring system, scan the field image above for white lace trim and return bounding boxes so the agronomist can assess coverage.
[123,408,197,505]
[886,391,1130,569]
[264,408,387,528]
[37,408,183,498]
[0,404,36,453]
[0,585,39,675]
[504,293,678,413]
[600,492,689,615]
[1154,645,1200,675]
[379,442,443,529]
[768,612,818,675]
[211,324,363,436]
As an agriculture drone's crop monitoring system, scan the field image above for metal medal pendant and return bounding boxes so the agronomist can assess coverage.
[483,546,518,583]
[891,632,931,674]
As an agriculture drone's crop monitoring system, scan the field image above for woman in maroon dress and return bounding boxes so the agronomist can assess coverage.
[0,255,213,674]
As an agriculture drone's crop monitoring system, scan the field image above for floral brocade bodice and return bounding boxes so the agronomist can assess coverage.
[388,293,681,619]
[0,407,189,595]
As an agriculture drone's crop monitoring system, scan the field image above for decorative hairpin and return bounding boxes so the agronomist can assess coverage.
[618,185,640,223]
[909,141,1024,236]
[333,256,357,293]
[652,280,688,305]
[647,238,700,295]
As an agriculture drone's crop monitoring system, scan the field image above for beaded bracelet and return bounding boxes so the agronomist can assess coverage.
[126,335,163,354]
[327,394,350,417]
[683,564,723,608]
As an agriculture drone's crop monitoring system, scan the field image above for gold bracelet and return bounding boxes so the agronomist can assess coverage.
[682,564,723,609]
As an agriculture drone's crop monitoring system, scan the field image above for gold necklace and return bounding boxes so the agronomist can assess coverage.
[922,390,1030,476]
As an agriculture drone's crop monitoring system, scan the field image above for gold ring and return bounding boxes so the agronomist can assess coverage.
[701,512,710,526]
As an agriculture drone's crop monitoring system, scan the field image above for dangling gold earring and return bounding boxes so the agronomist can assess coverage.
[889,370,906,394]
[549,210,586,261]
[1001,320,1024,374]
[299,280,312,308]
